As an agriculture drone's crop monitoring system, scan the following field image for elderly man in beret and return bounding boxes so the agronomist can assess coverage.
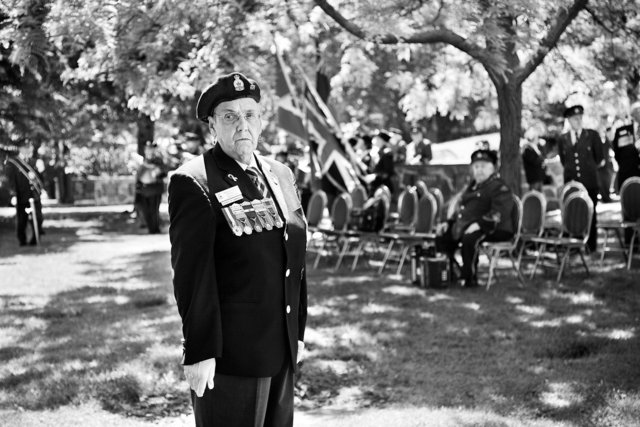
[435,149,515,288]
[168,72,307,427]
[558,104,605,253]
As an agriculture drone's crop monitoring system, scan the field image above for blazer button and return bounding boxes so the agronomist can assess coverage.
[286,305,291,314]
[284,232,288,241]
[286,269,290,277]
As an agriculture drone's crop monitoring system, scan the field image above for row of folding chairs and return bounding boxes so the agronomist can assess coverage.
[307,182,445,273]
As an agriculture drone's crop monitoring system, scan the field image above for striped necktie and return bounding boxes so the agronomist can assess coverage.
[246,167,269,198]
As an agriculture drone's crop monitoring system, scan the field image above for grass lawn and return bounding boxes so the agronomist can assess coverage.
[0,212,639,426]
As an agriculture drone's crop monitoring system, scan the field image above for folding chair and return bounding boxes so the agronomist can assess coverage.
[529,191,594,283]
[305,189,328,260]
[415,180,429,199]
[429,187,445,221]
[600,177,640,269]
[313,193,353,269]
[378,187,419,273]
[517,190,547,267]
[390,192,439,278]
[477,194,525,289]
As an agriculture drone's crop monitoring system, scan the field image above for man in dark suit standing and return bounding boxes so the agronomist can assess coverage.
[558,105,605,252]
[4,141,44,246]
[168,72,307,427]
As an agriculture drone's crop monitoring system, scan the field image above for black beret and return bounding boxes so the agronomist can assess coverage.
[196,72,261,123]
[376,130,391,142]
[471,149,498,165]
[563,105,584,118]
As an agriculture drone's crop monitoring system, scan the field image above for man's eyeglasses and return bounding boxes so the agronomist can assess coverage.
[214,111,261,125]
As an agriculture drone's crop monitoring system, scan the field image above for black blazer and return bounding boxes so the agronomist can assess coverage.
[168,144,307,377]
[558,129,604,191]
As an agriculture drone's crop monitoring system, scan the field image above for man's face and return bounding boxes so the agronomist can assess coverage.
[410,131,422,143]
[471,160,495,184]
[209,98,262,164]
[568,114,583,131]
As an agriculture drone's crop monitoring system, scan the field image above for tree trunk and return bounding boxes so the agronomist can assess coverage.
[137,113,154,156]
[495,82,523,196]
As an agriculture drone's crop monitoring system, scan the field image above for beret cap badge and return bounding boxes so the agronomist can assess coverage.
[233,74,245,91]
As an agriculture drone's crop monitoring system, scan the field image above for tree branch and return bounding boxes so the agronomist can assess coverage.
[517,0,588,85]
[313,0,487,63]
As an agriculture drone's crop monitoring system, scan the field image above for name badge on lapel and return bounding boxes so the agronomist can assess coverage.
[215,186,243,206]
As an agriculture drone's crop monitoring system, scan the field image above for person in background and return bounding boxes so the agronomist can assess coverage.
[405,126,433,166]
[612,102,640,192]
[367,130,396,194]
[135,141,166,234]
[4,141,44,246]
[598,126,615,203]
[168,72,307,427]
[558,104,605,253]
[435,149,514,288]
[181,132,206,164]
[521,127,547,192]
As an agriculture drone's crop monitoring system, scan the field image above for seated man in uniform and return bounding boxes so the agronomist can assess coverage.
[435,149,515,288]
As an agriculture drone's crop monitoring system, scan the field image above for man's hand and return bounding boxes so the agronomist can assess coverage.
[435,222,449,235]
[297,341,306,364]
[464,222,480,234]
[184,358,216,397]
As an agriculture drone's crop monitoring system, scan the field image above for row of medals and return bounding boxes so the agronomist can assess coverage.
[222,198,284,236]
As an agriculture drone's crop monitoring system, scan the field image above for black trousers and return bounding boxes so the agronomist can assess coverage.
[191,360,294,427]
[586,188,598,252]
[15,200,43,245]
[436,227,512,280]
[137,192,162,233]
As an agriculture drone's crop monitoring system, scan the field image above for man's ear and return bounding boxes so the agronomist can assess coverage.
[207,117,216,138]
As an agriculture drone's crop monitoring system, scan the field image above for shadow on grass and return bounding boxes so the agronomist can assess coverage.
[0,216,188,420]
[300,257,640,426]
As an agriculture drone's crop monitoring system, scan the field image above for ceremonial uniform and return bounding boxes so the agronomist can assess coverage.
[612,123,640,191]
[521,142,546,191]
[4,153,44,245]
[558,105,604,252]
[436,150,514,287]
[169,72,307,427]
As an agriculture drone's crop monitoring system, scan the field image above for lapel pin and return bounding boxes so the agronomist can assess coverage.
[228,173,238,182]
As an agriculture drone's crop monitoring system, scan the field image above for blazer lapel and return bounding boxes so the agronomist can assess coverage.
[255,156,290,223]
[211,144,261,200]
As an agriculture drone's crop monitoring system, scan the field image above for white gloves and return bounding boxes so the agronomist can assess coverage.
[186,342,306,397]
[184,357,216,397]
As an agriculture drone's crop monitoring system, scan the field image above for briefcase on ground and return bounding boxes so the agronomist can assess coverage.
[420,256,449,288]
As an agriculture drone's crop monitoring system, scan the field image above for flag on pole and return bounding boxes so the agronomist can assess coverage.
[274,50,306,141]
[274,48,361,193]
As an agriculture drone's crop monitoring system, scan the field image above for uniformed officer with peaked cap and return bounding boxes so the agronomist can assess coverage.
[558,104,604,252]
[168,72,307,427]
[435,149,514,288]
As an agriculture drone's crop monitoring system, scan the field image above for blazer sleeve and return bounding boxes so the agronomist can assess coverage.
[590,130,604,166]
[168,173,223,365]
[478,183,513,234]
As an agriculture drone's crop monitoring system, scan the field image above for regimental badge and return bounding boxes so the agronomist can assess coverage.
[233,75,245,91]
[249,82,256,90]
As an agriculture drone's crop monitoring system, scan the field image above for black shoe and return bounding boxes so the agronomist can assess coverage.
[463,277,479,288]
